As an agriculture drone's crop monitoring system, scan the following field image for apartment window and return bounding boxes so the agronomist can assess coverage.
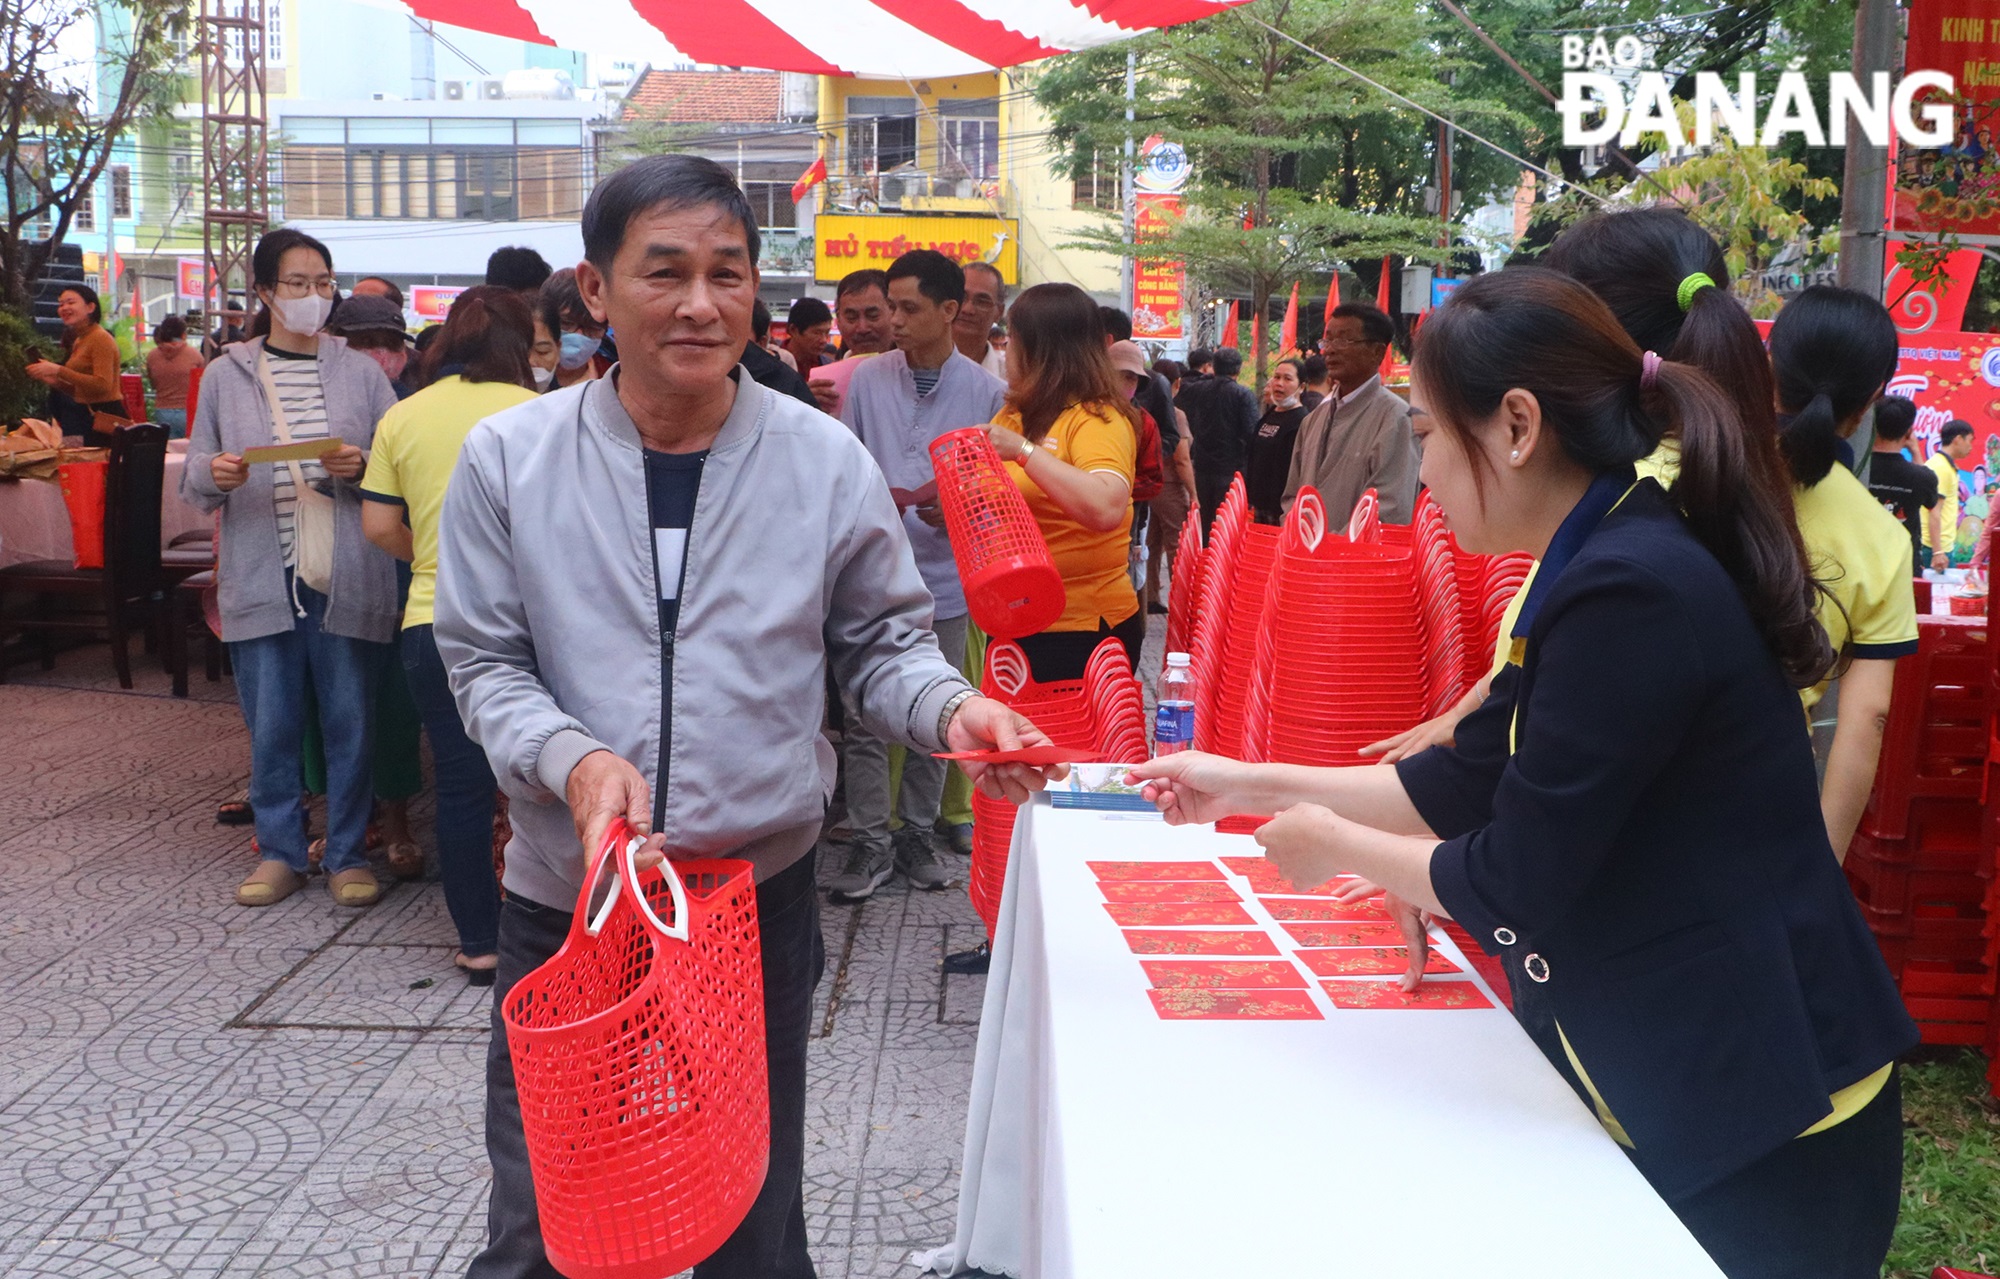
[170,150,196,217]
[846,95,917,173]
[265,0,285,65]
[110,165,131,218]
[74,180,94,231]
[938,98,998,181]
[741,180,799,230]
[1072,148,1117,211]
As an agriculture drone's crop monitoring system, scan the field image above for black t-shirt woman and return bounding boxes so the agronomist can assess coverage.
[1245,357,1309,523]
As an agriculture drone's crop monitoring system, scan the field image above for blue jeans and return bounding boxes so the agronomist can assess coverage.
[152,407,187,438]
[401,624,500,957]
[228,576,381,874]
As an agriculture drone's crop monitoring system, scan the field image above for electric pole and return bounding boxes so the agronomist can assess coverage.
[1838,0,1898,299]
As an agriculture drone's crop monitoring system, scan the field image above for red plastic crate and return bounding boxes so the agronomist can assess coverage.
[1868,617,1990,840]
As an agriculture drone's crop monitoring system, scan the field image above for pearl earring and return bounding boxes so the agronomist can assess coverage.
[1510,450,1520,460]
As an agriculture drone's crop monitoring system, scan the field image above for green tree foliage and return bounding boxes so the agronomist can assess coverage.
[0,0,188,313]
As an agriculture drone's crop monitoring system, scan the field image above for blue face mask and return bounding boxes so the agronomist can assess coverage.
[558,331,597,370]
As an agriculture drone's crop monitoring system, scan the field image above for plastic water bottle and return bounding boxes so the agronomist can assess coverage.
[1154,652,1196,754]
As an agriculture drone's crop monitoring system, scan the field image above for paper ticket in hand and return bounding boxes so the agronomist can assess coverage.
[241,440,340,464]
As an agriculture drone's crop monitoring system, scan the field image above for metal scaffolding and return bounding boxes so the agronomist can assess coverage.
[200,0,268,342]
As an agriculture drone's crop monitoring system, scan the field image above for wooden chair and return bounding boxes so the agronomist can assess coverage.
[167,569,225,698]
[0,423,168,689]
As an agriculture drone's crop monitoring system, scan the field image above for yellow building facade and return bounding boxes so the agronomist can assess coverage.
[812,70,1117,297]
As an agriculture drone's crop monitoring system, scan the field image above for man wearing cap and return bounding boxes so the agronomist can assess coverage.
[328,294,417,400]
[829,249,1006,902]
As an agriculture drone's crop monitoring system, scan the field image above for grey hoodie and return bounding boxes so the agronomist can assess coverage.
[434,369,975,909]
[180,335,402,643]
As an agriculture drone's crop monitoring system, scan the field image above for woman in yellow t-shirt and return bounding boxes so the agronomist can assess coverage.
[1769,286,1919,863]
[982,283,1142,680]
[360,286,540,984]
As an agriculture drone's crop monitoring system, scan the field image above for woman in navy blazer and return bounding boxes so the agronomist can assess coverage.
[1132,269,1916,1278]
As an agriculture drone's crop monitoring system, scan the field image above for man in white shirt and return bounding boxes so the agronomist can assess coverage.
[954,260,1008,379]
[831,250,1008,900]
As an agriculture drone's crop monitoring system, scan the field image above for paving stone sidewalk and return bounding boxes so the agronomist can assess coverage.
[0,653,1002,1279]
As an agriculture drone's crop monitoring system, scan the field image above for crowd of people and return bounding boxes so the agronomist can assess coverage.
[22,139,1938,1279]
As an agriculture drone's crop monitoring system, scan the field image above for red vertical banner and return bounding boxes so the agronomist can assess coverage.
[1895,0,2000,238]
[1221,301,1239,348]
[1279,282,1299,356]
[1132,192,1186,341]
[1376,257,1396,382]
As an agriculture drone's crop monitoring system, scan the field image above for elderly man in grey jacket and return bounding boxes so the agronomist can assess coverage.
[436,155,1053,1279]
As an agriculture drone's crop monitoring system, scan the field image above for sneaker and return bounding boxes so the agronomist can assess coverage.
[941,821,974,856]
[943,942,991,975]
[235,859,305,907]
[894,827,957,891]
[826,840,893,903]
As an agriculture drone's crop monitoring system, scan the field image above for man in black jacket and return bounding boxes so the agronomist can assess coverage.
[1865,395,1939,575]
[1176,346,1260,536]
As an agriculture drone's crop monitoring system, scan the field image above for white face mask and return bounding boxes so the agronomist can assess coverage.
[270,292,332,337]
[1276,393,1302,410]
[531,365,554,388]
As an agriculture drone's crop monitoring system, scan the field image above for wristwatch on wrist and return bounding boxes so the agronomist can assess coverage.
[938,687,979,744]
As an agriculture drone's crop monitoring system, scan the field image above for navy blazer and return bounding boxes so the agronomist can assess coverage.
[1400,474,1917,1202]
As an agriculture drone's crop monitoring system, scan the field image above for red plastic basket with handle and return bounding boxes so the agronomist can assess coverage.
[503,822,768,1279]
[930,427,1066,639]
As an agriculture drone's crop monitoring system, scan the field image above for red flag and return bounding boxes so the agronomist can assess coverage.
[791,155,828,206]
[1324,274,1341,331]
[1221,300,1238,348]
[1376,257,1396,382]
[1279,282,1299,357]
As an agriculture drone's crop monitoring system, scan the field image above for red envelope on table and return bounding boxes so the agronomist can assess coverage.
[889,479,938,510]
[1141,959,1308,990]
[1321,980,1493,1010]
[1123,929,1280,956]
[1090,860,1227,882]
[1150,988,1323,1020]
[1104,900,1255,927]
[1099,881,1242,904]
[1262,897,1392,922]
[1280,921,1409,948]
[933,745,1102,764]
[1220,857,1361,897]
[1295,947,1462,978]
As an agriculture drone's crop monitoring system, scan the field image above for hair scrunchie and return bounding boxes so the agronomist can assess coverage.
[1676,271,1717,313]
[1641,350,1663,390]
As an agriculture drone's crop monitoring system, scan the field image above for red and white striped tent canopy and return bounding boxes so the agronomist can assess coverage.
[389,0,1252,78]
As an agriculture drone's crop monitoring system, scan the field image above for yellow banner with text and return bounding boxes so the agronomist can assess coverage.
[814,214,1018,286]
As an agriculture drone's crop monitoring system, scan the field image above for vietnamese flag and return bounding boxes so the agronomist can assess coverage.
[791,155,828,206]
[1220,300,1238,349]
[1375,257,1396,382]
[1279,282,1299,357]
[1324,273,1340,331]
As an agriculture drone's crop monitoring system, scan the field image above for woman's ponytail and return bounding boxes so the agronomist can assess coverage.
[1768,286,1900,490]
[1646,360,1834,688]
[1777,390,1842,487]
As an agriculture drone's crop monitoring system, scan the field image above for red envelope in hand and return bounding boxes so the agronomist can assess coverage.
[1099,881,1242,903]
[1321,979,1492,1010]
[934,745,1101,764]
[1141,959,1308,989]
[1123,929,1280,956]
[889,480,938,510]
[1090,860,1227,881]
[1261,897,1394,922]
[1104,900,1254,927]
[1150,988,1322,1020]
[1280,921,1409,948]
[1295,947,1462,978]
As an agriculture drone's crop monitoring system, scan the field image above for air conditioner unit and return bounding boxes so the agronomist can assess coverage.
[480,78,506,101]
[442,80,468,101]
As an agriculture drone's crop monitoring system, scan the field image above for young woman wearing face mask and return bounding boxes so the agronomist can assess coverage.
[1131,269,1917,1279]
[180,228,403,912]
[538,266,606,388]
[1245,358,1310,523]
[360,287,541,984]
[528,293,562,391]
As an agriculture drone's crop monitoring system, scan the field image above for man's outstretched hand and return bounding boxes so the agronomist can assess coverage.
[945,695,1065,804]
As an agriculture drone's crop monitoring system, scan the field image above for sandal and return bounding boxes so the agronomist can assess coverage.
[306,837,326,871]
[236,860,305,907]
[328,866,381,907]
[455,952,499,987]
[216,797,254,826]
[385,840,425,882]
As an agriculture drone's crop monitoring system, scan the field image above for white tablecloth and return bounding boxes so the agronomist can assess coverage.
[0,453,210,569]
[918,801,1727,1278]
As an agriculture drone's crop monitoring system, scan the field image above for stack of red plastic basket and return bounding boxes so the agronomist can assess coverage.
[1162,503,1205,658]
[1411,491,1470,717]
[1188,477,1249,754]
[930,427,1066,639]
[1254,488,1425,766]
[967,637,1147,936]
[1850,613,1996,1054]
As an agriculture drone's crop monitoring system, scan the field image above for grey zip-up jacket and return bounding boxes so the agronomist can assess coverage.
[180,335,402,643]
[434,369,976,909]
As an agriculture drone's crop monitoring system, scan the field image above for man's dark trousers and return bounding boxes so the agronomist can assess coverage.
[468,852,826,1279]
